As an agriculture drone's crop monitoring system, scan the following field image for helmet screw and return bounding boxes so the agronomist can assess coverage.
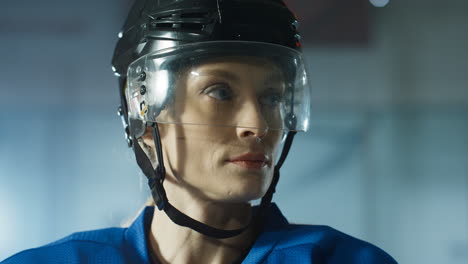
[138,72,146,81]
[140,85,147,95]
[292,20,299,30]
[136,66,142,74]
[294,34,301,41]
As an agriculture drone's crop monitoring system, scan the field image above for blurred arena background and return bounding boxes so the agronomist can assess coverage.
[1,0,467,263]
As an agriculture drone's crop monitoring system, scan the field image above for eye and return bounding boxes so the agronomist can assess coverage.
[203,84,233,101]
[259,90,283,107]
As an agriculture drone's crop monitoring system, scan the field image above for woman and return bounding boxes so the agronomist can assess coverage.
[2,0,397,263]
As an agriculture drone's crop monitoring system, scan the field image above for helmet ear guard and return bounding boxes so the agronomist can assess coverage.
[112,0,308,239]
[128,118,146,141]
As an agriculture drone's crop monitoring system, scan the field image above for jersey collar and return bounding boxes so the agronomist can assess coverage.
[124,203,289,263]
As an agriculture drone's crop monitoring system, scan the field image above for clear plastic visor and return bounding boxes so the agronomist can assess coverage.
[127,41,310,132]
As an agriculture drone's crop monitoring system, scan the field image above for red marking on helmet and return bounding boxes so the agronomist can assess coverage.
[296,42,301,48]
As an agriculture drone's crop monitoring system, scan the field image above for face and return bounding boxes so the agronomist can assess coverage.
[144,57,285,203]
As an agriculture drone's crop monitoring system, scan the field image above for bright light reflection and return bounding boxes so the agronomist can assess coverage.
[370,0,390,7]
[151,70,169,106]
[303,118,309,131]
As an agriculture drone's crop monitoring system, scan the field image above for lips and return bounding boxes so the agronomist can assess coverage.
[228,153,269,170]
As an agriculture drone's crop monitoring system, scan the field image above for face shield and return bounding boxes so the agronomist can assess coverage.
[126,41,310,139]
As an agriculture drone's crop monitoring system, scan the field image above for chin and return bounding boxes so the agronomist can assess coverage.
[218,174,271,203]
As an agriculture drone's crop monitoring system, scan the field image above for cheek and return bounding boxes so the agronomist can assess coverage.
[189,140,220,172]
[268,131,283,154]
[165,127,230,178]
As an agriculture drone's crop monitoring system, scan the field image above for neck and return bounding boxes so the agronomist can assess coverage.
[148,183,257,264]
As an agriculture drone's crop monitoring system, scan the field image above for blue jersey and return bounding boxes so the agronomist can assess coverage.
[1,204,397,263]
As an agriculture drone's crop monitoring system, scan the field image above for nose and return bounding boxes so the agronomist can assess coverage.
[236,101,269,141]
[237,126,269,140]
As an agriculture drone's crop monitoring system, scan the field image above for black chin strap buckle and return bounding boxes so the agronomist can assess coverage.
[155,165,166,181]
[152,165,167,210]
[150,178,167,211]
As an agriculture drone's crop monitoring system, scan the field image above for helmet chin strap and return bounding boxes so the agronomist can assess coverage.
[133,122,296,239]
